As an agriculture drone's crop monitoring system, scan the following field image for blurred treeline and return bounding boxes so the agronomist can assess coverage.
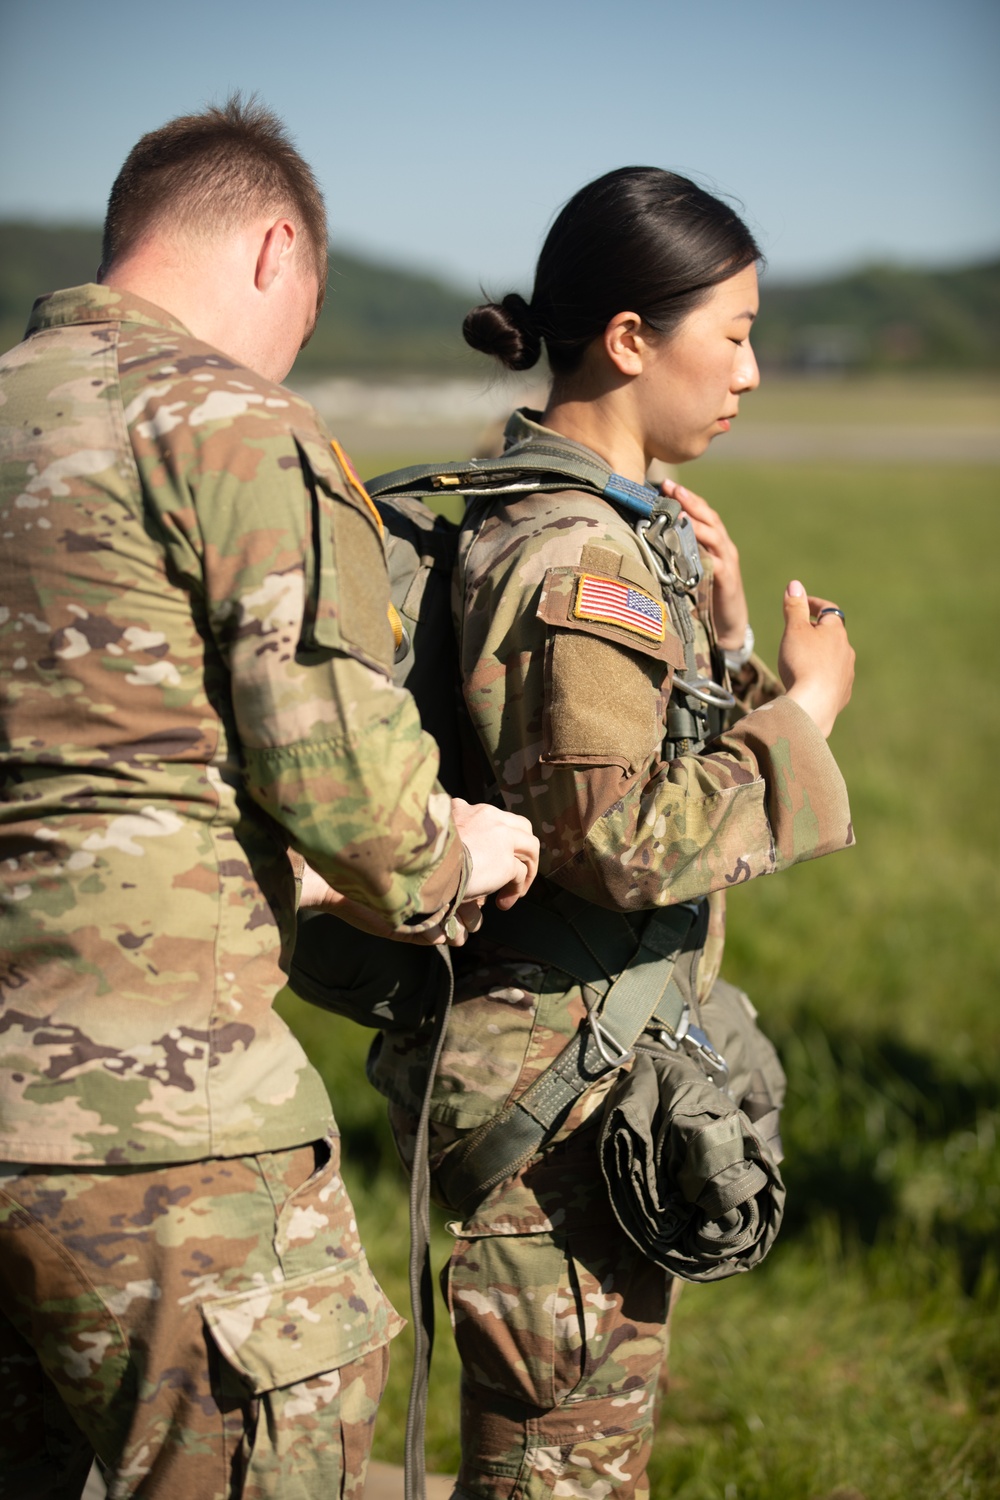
[2,220,999,375]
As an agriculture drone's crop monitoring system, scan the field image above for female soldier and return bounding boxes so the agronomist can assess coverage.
[372,166,855,1499]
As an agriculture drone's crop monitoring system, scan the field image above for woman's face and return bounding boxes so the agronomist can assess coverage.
[635,263,760,466]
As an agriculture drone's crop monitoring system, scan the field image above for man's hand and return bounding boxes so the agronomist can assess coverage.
[450,798,539,910]
[297,871,484,947]
[296,799,539,946]
[779,580,855,738]
[665,479,749,651]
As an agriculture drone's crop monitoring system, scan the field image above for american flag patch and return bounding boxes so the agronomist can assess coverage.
[573,574,665,641]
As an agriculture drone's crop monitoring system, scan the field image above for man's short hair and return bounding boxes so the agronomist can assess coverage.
[102,95,328,298]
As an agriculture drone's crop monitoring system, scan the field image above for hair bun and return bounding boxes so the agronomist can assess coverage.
[462,293,541,371]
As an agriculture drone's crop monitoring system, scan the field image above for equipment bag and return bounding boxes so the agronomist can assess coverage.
[599,978,786,1282]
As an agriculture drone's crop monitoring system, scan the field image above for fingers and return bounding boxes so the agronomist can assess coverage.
[492,858,535,911]
[662,478,710,520]
[452,798,540,904]
[667,481,748,650]
[807,595,847,626]
[779,581,856,737]
[456,897,485,934]
[665,480,720,545]
[785,584,848,628]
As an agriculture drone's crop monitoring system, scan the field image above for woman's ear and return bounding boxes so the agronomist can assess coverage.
[603,311,650,376]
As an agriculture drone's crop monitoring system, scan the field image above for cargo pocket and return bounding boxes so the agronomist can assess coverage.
[203,1255,402,1391]
[563,1228,671,1408]
[202,1257,403,1496]
[443,1231,572,1408]
[444,1228,669,1413]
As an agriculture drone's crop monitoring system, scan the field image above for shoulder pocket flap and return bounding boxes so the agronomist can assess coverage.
[292,430,385,544]
[537,567,685,669]
[201,1255,403,1392]
[293,430,395,673]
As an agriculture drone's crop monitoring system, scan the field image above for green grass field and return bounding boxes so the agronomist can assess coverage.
[276,458,999,1498]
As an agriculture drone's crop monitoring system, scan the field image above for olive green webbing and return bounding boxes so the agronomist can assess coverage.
[404,946,453,1500]
[367,443,623,503]
[434,893,697,1218]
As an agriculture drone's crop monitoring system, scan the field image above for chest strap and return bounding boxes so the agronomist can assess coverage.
[434,892,699,1219]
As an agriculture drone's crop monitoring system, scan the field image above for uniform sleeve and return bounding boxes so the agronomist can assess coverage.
[134,390,466,935]
[460,506,852,914]
[727,652,785,716]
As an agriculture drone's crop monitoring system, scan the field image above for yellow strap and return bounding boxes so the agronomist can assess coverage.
[329,438,401,645]
[329,437,384,538]
[387,602,404,651]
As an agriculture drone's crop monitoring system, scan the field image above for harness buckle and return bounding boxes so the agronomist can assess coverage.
[587,1009,634,1070]
[682,1025,730,1081]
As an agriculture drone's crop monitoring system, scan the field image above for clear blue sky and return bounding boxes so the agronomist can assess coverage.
[1,0,996,291]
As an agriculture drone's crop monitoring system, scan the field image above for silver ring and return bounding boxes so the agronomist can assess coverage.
[817,607,846,624]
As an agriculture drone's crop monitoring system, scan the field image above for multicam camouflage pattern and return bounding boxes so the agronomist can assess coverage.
[444,1130,672,1500]
[375,409,853,1222]
[373,409,853,1494]
[457,411,853,913]
[0,284,465,1166]
[0,1133,402,1498]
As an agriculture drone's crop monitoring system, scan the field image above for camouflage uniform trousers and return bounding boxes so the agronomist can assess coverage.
[438,1129,677,1500]
[0,1132,403,1499]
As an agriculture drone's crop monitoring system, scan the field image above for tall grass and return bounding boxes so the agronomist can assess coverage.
[276,461,999,1496]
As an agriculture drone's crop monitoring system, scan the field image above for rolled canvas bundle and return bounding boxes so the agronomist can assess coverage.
[599,1042,786,1282]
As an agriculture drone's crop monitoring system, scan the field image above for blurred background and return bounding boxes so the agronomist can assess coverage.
[3,2,997,1495]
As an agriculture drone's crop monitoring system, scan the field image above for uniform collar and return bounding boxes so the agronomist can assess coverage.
[501,407,608,470]
[501,406,673,524]
[26,284,193,340]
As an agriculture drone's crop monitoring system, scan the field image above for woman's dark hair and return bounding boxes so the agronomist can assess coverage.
[463,167,761,375]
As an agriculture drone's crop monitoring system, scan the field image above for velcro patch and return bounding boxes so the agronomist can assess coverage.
[573,574,665,642]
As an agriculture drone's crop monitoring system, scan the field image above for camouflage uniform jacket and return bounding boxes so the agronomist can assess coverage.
[457,410,853,922]
[0,285,466,1167]
[374,410,853,1232]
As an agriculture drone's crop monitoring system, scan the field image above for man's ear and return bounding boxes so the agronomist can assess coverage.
[603,311,647,376]
[255,219,296,293]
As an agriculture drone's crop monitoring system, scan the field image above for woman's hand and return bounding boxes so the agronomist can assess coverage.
[778,581,855,738]
[664,479,749,650]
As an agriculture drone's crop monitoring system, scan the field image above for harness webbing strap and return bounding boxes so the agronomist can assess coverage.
[434,896,697,1219]
[367,445,667,523]
[404,946,453,1500]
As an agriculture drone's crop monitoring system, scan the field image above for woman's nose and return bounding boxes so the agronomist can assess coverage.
[734,341,760,393]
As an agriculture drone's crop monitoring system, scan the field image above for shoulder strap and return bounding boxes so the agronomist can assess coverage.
[367,444,667,522]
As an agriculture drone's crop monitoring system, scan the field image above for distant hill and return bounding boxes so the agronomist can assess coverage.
[2,220,998,375]
[754,259,1000,372]
[0,221,475,376]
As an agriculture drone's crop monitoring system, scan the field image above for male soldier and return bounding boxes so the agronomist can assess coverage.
[0,99,538,1498]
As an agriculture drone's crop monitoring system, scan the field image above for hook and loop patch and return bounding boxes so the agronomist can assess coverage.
[573,574,666,643]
